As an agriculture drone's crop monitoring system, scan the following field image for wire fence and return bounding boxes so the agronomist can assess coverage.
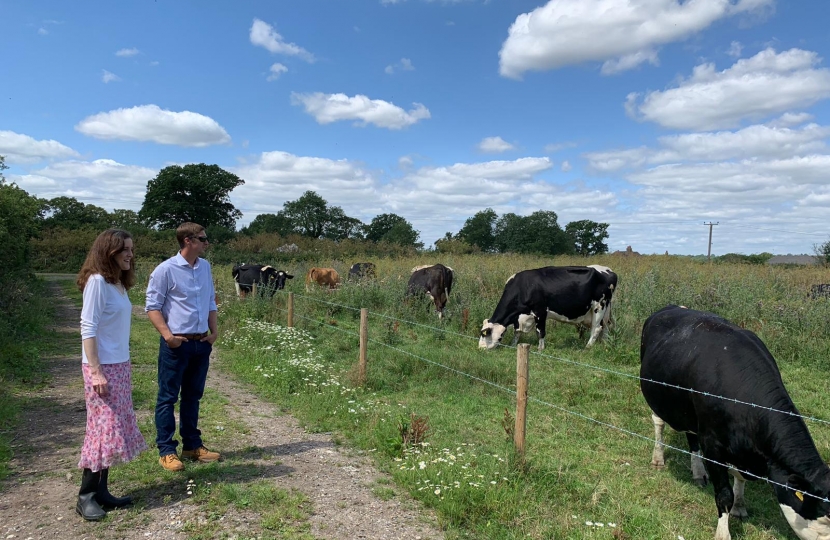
[238,288,830,503]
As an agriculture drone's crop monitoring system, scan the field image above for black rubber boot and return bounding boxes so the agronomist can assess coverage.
[96,468,132,508]
[76,469,106,521]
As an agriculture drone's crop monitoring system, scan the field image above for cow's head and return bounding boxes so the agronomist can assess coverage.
[262,267,294,294]
[479,319,507,349]
[775,477,830,540]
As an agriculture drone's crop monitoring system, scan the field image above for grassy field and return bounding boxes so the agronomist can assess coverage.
[199,253,830,540]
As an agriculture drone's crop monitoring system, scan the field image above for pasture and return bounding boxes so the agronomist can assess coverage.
[137,254,830,539]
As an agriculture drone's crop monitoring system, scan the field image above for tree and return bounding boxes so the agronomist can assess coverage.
[139,164,244,230]
[108,209,148,232]
[434,232,478,254]
[566,219,610,256]
[457,208,497,252]
[365,213,422,247]
[816,239,830,265]
[42,196,110,230]
[0,156,45,274]
[493,213,527,253]
[281,191,329,238]
[522,210,573,256]
[324,206,364,240]
[241,212,294,236]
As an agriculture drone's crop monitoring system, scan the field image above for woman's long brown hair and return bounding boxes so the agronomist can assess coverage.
[76,229,136,292]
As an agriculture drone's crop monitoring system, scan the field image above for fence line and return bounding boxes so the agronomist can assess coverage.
[279,290,830,427]
[243,300,830,504]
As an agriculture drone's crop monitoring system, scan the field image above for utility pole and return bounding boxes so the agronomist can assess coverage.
[704,222,719,262]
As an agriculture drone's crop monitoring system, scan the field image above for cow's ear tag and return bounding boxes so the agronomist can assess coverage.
[796,491,804,502]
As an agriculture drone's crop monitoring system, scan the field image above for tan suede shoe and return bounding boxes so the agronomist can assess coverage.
[181,446,221,463]
[159,454,185,471]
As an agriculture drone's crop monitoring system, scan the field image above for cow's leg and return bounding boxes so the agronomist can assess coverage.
[234,282,241,297]
[699,437,734,540]
[650,414,666,467]
[585,301,607,348]
[687,433,709,487]
[511,326,520,346]
[535,313,547,351]
[729,471,748,519]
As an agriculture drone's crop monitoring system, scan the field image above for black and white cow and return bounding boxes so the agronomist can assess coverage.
[406,264,454,319]
[348,262,377,281]
[232,264,293,297]
[479,265,616,350]
[641,305,830,540]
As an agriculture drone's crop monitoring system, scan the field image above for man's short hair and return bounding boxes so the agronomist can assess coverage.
[176,222,206,248]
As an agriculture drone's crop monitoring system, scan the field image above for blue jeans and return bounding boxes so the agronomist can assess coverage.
[155,337,211,456]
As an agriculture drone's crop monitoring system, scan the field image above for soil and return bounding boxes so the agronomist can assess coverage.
[0,281,445,540]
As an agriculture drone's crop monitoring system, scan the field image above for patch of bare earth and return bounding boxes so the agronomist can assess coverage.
[0,282,445,540]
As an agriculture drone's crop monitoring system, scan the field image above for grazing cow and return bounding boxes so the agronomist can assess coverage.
[406,264,454,319]
[641,305,830,540]
[479,265,616,350]
[232,264,293,297]
[305,267,340,291]
[348,262,377,281]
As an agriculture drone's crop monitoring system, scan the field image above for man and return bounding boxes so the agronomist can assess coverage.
[145,222,220,471]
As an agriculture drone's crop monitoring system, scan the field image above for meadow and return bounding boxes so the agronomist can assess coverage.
[159,253,830,540]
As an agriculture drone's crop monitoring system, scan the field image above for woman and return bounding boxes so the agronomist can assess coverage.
[75,229,147,521]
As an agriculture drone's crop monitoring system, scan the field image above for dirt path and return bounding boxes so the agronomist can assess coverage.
[0,281,445,540]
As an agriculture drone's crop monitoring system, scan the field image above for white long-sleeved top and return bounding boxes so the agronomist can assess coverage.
[80,274,132,365]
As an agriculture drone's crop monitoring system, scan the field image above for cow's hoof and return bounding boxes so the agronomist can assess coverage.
[730,505,748,520]
[693,477,709,488]
[650,460,665,469]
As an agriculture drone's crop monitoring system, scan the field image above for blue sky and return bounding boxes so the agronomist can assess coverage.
[2,0,830,255]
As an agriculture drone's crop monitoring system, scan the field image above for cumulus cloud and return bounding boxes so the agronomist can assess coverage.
[478,136,515,153]
[266,63,288,81]
[586,121,830,172]
[498,0,774,79]
[561,160,572,172]
[386,58,416,74]
[727,40,743,57]
[102,70,121,83]
[290,92,431,129]
[75,104,231,147]
[627,48,830,130]
[249,18,315,62]
[116,48,140,57]
[14,159,156,206]
[0,130,80,165]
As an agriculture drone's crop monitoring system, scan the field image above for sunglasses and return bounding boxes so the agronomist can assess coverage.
[190,236,209,243]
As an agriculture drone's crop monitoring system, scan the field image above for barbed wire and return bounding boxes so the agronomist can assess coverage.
[240,310,830,504]
[279,291,830,427]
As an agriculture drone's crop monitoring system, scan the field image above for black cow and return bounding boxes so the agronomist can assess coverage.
[348,262,377,281]
[641,305,830,540]
[232,264,293,297]
[406,264,454,319]
[479,265,616,350]
[811,283,830,300]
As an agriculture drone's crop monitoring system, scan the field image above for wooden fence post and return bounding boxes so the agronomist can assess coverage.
[515,344,530,457]
[358,308,368,385]
[252,282,257,297]
[287,292,294,328]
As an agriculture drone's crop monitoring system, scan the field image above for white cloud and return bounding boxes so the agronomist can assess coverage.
[498,0,775,79]
[149,61,160,66]
[75,104,231,147]
[385,58,416,74]
[102,70,121,83]
[0,130,80,164]
[14,159,156,207]
[398,155,414,168]
[266,63,288,81]
[249,19,315,62]
[586,121,830,171]
[627,48,830,130]
[116,48,140,57]
[544,141,577,153]
[38,27,48,36]
[290,92,431,129]
[561,160,572,172]
[478,136,515,153]
[727,40,743,57]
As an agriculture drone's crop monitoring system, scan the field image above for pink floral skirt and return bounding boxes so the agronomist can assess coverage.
[78,361,147,471]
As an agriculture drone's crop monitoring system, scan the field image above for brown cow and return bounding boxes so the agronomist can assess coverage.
[305,267,340,291]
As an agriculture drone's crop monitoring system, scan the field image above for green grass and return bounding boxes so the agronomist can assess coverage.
[210,253,829,540]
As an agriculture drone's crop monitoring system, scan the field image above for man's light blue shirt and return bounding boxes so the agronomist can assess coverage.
[145,253,217,334]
